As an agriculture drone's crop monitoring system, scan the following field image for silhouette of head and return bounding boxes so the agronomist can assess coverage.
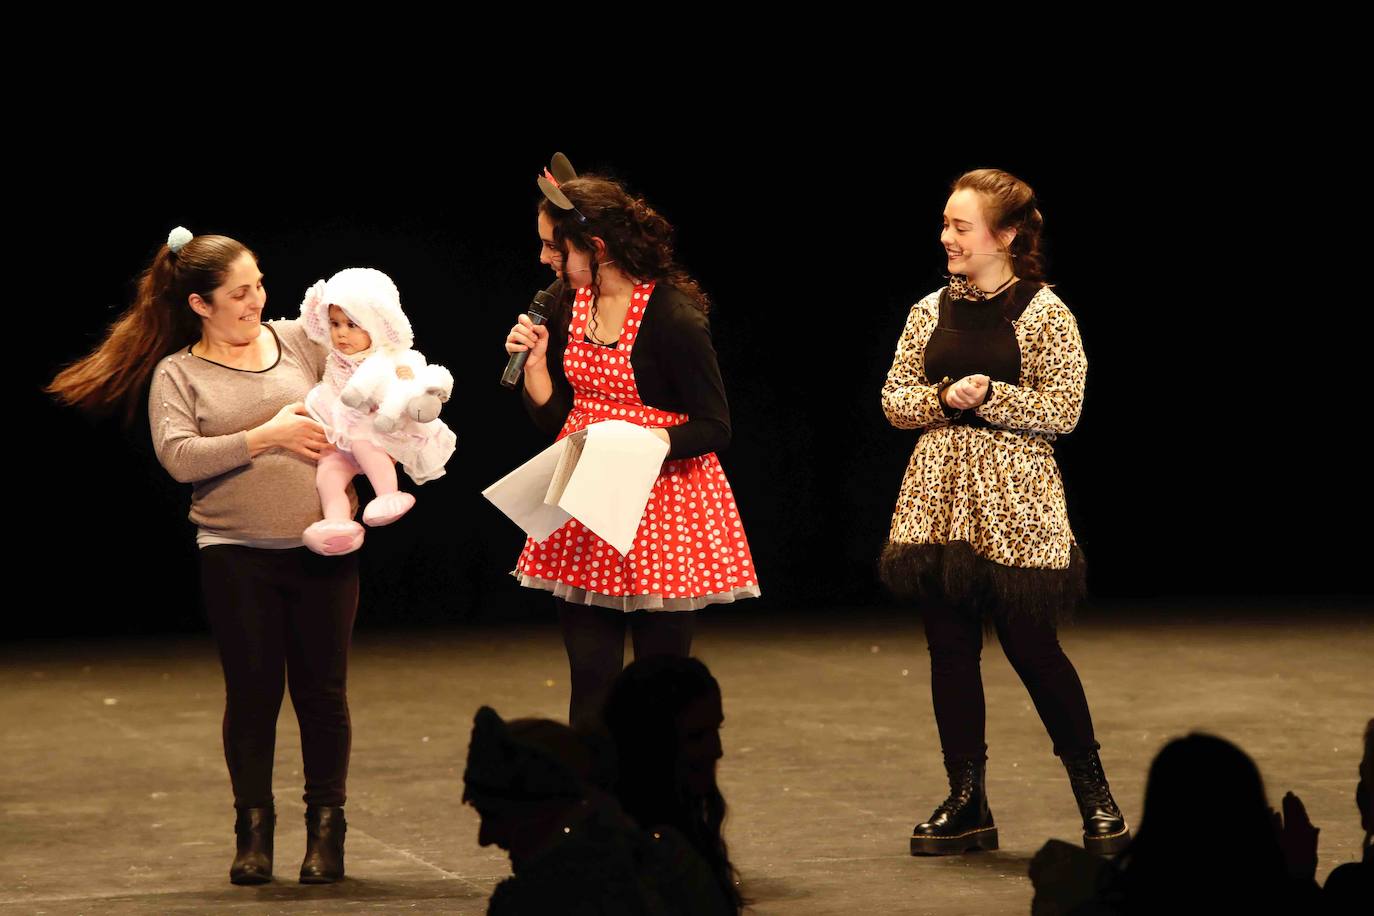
[601,655,739,910]
[1109,733,1288,911]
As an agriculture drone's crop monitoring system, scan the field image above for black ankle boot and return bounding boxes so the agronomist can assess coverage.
[229,806,274,885]
[910,758,999,855]
[1062,749,1130,855]
[299,805,346,884]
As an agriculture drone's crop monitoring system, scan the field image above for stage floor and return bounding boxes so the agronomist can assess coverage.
[2,602,1369,915]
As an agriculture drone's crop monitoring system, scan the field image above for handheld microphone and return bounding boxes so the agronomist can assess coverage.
[501,281,563,388]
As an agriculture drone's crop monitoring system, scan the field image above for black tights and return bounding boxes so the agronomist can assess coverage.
[921,599,1097,762]
[199,546,359,808]
[556,599,695,728]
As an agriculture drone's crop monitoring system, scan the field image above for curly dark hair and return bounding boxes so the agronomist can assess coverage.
[539,174,710,319]
[951,168,1047,283]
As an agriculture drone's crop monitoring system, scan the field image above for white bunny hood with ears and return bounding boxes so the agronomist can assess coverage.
[300,267,414,351]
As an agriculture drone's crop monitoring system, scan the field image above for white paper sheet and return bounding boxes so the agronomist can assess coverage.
[482,420,670,554]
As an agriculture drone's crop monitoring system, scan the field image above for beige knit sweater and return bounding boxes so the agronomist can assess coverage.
[148,319,353,546]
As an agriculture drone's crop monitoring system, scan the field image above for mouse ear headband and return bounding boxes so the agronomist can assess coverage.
[536,151,587,225]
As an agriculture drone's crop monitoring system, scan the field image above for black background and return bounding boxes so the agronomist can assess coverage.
[21,94,1368,638]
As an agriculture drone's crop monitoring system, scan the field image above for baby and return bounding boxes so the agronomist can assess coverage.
[298,268,456,556]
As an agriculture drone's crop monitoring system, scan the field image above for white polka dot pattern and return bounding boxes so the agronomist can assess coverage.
[516,282,758,610]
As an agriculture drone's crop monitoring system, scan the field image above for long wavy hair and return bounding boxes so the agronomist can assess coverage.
[47,233,252,423]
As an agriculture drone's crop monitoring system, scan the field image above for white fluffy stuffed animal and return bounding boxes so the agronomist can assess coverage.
[338,347,454,432]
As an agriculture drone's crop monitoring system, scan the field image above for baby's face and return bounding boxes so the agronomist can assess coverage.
[328,305,372,355]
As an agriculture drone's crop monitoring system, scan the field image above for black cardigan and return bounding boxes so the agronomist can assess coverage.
[520,283,731,460]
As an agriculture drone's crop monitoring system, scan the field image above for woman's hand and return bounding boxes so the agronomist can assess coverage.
[247,402,329,461]
[506,314,551,372]
[943,374,990,410]
[649,428,671,446]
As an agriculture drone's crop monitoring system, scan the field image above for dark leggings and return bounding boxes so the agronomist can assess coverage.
[921,599,1097,762]
[199,546,359,809]
[556,599,695,728]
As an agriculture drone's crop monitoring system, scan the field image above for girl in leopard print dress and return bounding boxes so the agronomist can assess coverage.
[881,168,1131,860]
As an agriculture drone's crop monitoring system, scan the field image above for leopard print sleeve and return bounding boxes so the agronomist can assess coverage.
[881,291,950,431]
[974,291,1086,435]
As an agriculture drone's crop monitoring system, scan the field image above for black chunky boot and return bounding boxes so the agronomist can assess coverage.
[910,758,999,855]
[229,806,274,885]
[1063,749,1130,855]
[299,805,346,884]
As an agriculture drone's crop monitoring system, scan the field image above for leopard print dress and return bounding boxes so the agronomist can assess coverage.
[879,284,1087,622]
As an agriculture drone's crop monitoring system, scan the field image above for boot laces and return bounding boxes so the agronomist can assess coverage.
[1067,755,1113,808]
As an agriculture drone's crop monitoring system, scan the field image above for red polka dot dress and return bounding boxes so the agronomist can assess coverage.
[515,282,760,611]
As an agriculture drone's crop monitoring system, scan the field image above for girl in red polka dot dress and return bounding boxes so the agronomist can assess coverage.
[505,159,760,727]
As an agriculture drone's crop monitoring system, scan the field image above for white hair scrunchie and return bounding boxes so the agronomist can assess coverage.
[167,226,193,255]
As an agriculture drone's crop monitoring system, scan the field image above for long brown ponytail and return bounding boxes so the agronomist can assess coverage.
[48,232,252,423]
